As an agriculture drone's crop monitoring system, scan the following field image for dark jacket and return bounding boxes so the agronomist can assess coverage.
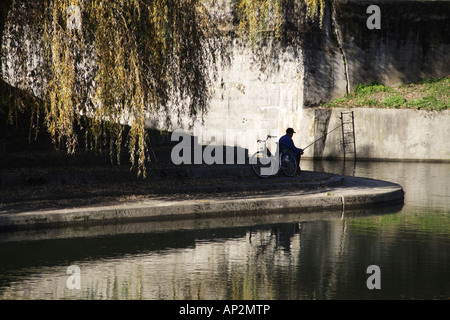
[279,134,303,156]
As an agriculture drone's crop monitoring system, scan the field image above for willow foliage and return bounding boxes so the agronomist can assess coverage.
[236,0,326,43]
[41,0,218,177]
[236,0,283,43]
[305,0,326,26]
[3,0,327,178]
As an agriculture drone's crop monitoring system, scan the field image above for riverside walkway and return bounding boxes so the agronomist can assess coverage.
[0,163,404,230]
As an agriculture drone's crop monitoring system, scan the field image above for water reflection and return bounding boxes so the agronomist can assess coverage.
[0,161,448,300]
[304,159,450,212]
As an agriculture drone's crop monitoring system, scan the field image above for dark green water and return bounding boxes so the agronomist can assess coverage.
[0,161,448,300]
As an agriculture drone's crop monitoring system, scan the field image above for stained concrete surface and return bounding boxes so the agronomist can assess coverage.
[0,163,404,230]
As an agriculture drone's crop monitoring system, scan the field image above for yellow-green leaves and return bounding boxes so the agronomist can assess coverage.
[6,0,328,178]
[42,0,215,178]
[305,0,325,26]
[237,0,283,44]
[236,0,327,44]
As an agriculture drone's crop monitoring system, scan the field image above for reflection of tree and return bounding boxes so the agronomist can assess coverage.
[1,210,448,299]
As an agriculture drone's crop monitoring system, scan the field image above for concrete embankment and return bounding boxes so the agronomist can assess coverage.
[298,108,450,161]
[0,165,404,230]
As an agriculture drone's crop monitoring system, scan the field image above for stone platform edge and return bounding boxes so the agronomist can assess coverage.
[0,176,404,231]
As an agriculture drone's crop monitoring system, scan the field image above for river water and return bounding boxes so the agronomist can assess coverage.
[0,160,448,300]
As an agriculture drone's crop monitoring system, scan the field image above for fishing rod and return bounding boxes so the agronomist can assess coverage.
[302,123,344,150]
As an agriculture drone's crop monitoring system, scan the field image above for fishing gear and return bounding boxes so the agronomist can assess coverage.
[302,124,344,150]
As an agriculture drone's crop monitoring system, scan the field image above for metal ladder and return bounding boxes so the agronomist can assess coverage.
[340,111,356,161]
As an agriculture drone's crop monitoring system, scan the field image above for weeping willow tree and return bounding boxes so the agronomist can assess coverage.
[1,0,328,178]
[39,0,223,177]
[236,0,326,43]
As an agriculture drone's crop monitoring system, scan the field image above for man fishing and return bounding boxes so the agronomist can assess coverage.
[279,128,303,173]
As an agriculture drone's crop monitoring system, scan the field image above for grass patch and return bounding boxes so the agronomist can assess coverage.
[322,77,449,111]
[355,98,379,107]
[354,82,394,97]
[382,95,406,108]
[406,95,448,111]
[422,77,450,98]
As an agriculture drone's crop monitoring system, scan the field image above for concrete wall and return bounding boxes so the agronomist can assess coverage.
[191,38,305,156]
[340,1,450,89]
[184,1,450,160]
[164,0,450,158]
[298,108,450,161]
[1,0,449,160]
[299,0,450,105]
